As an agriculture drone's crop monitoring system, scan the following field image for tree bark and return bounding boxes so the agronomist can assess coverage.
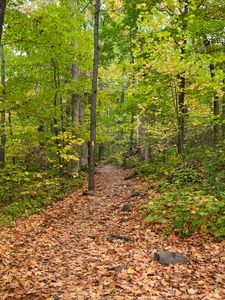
[177,73,185,156]
[79,100,88,166]
[209,64,220,146]
[71,62,80,129]
[0,0,6,169]
[0,0,6,43]
[69,0,82,171]
[222,82,225,140]
[98,143,104,161]
[176,2,189,157]
[138,112,149,162]
[129,112,135,155]
[222,101,225,140]
[204,38,221,147]
[71,62,81,171]
[88,0,100,191]
[0,45,5,169]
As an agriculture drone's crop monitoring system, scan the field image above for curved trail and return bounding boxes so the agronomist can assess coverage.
[0,165,224,299]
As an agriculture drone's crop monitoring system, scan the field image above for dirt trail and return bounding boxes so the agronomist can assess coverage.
[0,165,224,300]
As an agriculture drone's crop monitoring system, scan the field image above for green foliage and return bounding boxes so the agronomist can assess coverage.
[0,0,89,227]
[167,168,203,185]
[0,166,85,226]
[122,154,140,169]
[2,197,53,218]
[143,152,225,238]
[145,189,224,238]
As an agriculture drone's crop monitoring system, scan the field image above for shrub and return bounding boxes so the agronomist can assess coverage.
[0,166,85,226]
[144,189,225,238]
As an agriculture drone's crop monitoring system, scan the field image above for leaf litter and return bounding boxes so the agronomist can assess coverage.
[0,165,224,299]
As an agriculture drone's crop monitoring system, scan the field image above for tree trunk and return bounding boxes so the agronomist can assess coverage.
[79,101,88,166]
[213,95,220,146]
[177,74,185,156]
[70,0,81,171]
[209,64,220,146]
[129,112,135,155]
[8,112,16,164]
[0,0,7,169]
[98,143,104,161]
[71,62,81,171]
[138,112,149,162]
[0,44,6,169]
[71,62,81,128]
[222,85,225,140]
[0,0,6,43]
[88,0,100,191]
[71,62,80,172]
[176,2,188,157]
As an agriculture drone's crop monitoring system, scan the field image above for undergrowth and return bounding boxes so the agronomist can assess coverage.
[115,149,225,238]
[0,166,85,226]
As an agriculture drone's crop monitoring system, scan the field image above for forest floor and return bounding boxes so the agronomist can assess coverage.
[0,165,224,300]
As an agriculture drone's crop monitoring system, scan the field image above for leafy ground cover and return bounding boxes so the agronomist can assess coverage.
[0,166,84,227]
[0,165,224,299]
[134,151,225,239]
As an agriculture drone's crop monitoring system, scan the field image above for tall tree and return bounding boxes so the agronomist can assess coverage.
[0,0,6,41]
[0,0,7,169]
[88,0,100,191]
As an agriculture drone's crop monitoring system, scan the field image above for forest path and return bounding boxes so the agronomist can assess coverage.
[0,165,224,300]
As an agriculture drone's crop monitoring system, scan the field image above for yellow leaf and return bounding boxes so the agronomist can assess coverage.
[125,267,135,274]
[146,267,156,275]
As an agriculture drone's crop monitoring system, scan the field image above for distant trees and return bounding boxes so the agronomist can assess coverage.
[0,0,224,193]
[98,0,225,163]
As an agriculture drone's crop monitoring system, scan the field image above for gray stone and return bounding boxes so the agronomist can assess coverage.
[106,235,134,243]
[124,170,137,180]
[109,265,129,271]
[128,192,147,199]
[153,251,189,265]
[121,203,132,212]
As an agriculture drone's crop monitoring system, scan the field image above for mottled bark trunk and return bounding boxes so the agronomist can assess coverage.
[213,96,220,146]
[51,60,64,168]
[71,62,80,128]
[0,44,6,169]
[8,112,16,164]
[79,101,88,166]
[209,64,220,146]
[0,0,7,169]
[52,60,59,136]
[88,0,100,191]
[129,112,134,155]
[71,62,81,171]
[0,0,6,42]
[222,90,225,140]
[69,0,82,171]
[137,113,149,162]
[177,74,185,156]
[177,2,188,157]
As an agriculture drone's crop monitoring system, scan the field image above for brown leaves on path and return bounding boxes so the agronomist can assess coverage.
[0,165,224,299]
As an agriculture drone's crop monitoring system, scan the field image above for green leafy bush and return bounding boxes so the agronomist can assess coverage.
[167,168,203,185]
[2,197,53,218]
[0,166,85,226]
[144,190,225,238]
